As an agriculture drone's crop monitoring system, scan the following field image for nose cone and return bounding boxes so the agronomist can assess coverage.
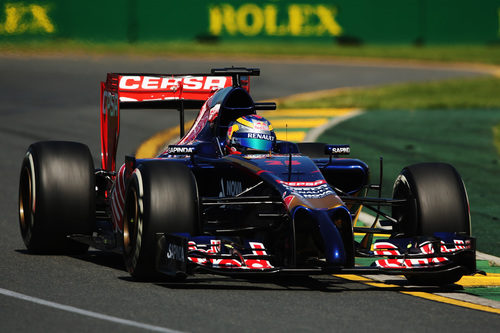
[293,208,348,265]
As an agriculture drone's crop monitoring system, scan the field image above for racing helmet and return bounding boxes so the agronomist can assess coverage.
[226,115,276,154]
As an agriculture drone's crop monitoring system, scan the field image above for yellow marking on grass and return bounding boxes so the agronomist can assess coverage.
[491,66,500,78]
[354,233,389,238]
[275,131,306,142]
[457,273,500,287]
[262,108,355,117]
[270,118,329,128]
[135,108,358,156]
[352,206,363,227]
[135,120,194,158]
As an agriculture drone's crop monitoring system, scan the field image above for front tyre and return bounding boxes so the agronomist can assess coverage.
[392,163,470,236]
[392,163,470,285]
[123,161,199,280]
[18,141,95,254]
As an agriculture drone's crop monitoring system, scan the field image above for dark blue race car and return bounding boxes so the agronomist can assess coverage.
[18,68,477,285]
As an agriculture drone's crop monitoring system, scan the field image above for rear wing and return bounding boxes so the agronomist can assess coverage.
[100,68,259,172]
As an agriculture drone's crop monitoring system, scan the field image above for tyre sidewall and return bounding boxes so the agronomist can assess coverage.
[393,163,470,236]
[18,141,95,253]
[123,161,199,278]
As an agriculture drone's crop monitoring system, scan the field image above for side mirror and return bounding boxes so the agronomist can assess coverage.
[275,141,299,154]
[195,142,219,157]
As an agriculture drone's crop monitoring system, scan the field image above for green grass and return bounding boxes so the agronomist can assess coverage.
[279,76,500,110]
[2,40,500,65]
[462,287,500,302]
[477,260,500,273]
[318,109,500,257]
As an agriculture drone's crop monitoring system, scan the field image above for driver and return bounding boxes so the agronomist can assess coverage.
[225,115,276,154]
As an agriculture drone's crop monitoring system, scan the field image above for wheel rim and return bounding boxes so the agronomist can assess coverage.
[392,173,417,236]
[19,166,33,233]
[123,187,139,255]
[393,179,410,223]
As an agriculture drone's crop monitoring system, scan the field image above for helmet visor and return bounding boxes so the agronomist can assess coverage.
[237,137,274,152]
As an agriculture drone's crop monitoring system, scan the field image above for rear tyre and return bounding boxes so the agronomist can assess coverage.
[392,163,470,285]
[123,161,199,280]
[18,141,95,254]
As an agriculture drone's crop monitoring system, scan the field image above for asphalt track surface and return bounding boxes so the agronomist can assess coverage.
[1,55,499,332]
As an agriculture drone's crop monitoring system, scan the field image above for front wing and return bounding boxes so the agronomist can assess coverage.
[155,233,476,278]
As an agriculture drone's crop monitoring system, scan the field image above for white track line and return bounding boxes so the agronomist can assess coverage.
[0,288,183,333]
[476,252,500,266]
[433,292,500,310]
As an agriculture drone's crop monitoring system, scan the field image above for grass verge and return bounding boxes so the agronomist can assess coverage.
[279,76,500,110]
[2,40,500,65]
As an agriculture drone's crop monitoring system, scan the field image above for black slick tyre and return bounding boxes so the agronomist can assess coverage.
[18,141,95,254]
[392,163,470,285]
[123,161,199,280]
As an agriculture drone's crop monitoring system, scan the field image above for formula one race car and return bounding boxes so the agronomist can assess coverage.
[18,67,477,285]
